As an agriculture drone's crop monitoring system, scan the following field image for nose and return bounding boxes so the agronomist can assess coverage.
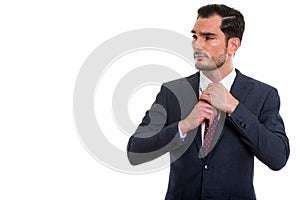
[192,37,204,50]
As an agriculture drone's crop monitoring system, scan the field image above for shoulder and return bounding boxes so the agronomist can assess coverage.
[161,72,199,103]
[162,72,199,88]
[236,69,278,93]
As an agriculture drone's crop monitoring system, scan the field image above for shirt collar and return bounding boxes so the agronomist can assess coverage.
[199,69,236,92]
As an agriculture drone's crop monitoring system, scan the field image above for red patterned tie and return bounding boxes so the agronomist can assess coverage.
[203,115,219,156]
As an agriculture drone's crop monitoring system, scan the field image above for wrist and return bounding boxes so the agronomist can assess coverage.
[227,99,239,115]
[179,120,189,135]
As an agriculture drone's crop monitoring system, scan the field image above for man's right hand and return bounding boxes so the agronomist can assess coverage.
[179,100,217,135]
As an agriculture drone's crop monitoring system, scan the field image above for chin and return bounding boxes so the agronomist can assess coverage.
[195,64,218,71]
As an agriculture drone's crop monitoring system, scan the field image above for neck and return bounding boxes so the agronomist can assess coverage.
[202,60,234,82]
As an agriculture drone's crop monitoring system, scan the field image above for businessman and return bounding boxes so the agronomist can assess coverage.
[127,4,289,199]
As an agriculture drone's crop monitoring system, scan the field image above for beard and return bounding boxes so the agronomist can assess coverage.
[194,49,227,71]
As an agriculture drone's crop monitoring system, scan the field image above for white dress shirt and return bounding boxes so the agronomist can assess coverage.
[179,69,237,141]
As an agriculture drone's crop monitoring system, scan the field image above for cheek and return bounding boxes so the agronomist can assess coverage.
[205,46,219,58]
[210,42,226,55]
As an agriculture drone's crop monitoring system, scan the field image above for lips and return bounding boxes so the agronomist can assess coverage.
[194,52,208,59]
[194,54,207,60]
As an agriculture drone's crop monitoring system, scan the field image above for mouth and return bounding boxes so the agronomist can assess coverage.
[194,55,206,59]
[194,52,208,60]
[194,55,208,61]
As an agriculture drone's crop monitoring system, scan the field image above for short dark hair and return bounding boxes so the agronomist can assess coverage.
[197,4,245,43]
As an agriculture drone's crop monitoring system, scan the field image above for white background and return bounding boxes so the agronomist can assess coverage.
[1,0,299,199]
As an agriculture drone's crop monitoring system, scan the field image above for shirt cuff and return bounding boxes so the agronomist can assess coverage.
[178,123,187,140]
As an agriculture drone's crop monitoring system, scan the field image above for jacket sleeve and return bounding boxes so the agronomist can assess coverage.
[228,87,290,170]
[127,84,188,165]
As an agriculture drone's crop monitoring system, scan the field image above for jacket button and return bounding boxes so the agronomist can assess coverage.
[204,165,208,170]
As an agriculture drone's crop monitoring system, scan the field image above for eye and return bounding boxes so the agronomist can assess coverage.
[204,36,215,41]
[192,35,197,40]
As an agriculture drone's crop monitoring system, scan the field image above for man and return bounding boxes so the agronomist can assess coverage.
[127,4,289,200]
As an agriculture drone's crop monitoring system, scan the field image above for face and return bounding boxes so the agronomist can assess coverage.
[192,15,228,71]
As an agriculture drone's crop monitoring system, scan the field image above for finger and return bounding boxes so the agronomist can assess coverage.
[198,100,212,108]
[199,94,211,104]
[199,106,216,123]
[201,113,214,125]
[201,88,210,95]
[199,102,216,116]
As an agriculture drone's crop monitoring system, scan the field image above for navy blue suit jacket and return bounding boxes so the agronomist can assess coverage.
[127,69,289,200]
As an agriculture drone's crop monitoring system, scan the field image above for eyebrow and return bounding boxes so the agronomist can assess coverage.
[191,30,217,36]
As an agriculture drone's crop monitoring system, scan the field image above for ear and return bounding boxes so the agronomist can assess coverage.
[227,37,241,55]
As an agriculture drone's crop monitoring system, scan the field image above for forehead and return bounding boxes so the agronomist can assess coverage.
[193,15,223,34]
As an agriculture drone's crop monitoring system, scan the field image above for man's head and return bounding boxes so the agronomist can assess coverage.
[192,4,245,72]
[197,4,245,44]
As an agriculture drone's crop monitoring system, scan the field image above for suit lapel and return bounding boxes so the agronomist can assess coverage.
[188,72,200,98]
[230,69,254,103]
